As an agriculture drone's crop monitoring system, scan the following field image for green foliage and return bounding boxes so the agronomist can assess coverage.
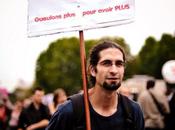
[35,36,132,94]
[137,33,175,79]
[137,36,158,75]
[155,34,175,78]
[35,37,81,94]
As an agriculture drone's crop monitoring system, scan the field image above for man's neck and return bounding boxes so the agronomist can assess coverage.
[33,101,40,110]
[89,86,118,116]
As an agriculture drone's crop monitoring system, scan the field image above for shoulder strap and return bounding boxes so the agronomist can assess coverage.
[119,94,136,130]
[68,93,85,128]
[149,91,165,115]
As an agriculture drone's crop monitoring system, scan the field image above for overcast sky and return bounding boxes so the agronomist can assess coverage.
[0,0,175,92]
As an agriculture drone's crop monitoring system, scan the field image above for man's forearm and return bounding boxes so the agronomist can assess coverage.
[27,119,49,130]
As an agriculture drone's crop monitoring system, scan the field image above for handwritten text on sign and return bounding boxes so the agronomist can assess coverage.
[28,0,134,37]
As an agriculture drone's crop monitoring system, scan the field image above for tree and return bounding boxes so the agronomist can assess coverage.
[137,33,175,79]
[137,36,158,76]
[35,37,82,94]
[155,33,175,78]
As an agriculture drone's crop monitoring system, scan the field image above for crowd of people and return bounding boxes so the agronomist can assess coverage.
[0,87,68,130]
[0,40,174,130]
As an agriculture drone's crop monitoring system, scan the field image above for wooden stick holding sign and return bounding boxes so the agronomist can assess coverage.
[79,30,91,130]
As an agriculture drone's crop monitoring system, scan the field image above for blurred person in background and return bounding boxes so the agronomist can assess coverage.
[17,87,50,130]
[0,94,12,130]
[48,88,67,115]
[138,79,169,130]
[117,86,132,99]
[164,82,175,130]
[0,99,6,130]
[8,100,23,130]
[22,98,32,108]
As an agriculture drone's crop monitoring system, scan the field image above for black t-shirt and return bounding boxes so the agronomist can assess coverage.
[18,103,50,130]
[46,95,144,130]
[90,100,126,130]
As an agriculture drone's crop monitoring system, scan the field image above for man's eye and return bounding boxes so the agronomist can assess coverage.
[115,61,125,67]
[101,60,112,66]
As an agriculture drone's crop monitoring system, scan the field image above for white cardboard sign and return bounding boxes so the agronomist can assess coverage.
[28,0,135,37]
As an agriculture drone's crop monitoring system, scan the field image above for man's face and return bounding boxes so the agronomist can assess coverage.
[92,48,125,91]
[33,90,44,104]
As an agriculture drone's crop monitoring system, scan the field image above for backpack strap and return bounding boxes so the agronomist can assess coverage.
[68,93,85,129]
[119,94,136,130]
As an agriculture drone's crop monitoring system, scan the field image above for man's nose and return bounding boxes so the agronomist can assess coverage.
[109,64,118,74]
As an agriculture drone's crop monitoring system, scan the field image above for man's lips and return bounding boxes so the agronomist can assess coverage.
[106,78,118,80]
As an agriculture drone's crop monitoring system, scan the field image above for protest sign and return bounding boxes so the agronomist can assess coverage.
[28,0,135,37]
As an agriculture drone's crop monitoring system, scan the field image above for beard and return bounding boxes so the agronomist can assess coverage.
[102,81,121,91]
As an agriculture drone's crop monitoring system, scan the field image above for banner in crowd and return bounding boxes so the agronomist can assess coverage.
[28,0,135,37]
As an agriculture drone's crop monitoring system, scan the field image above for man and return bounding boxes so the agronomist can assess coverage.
[164,82,175,130]
[46,41,144,130]
[18,87,50,130]
[137,79,169,130]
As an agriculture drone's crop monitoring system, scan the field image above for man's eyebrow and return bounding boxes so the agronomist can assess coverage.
[99,59,125,64]
[116,60,125,62]
[101,59,124,62]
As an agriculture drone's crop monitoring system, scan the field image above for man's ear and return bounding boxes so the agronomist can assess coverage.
[88,65,96,77]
